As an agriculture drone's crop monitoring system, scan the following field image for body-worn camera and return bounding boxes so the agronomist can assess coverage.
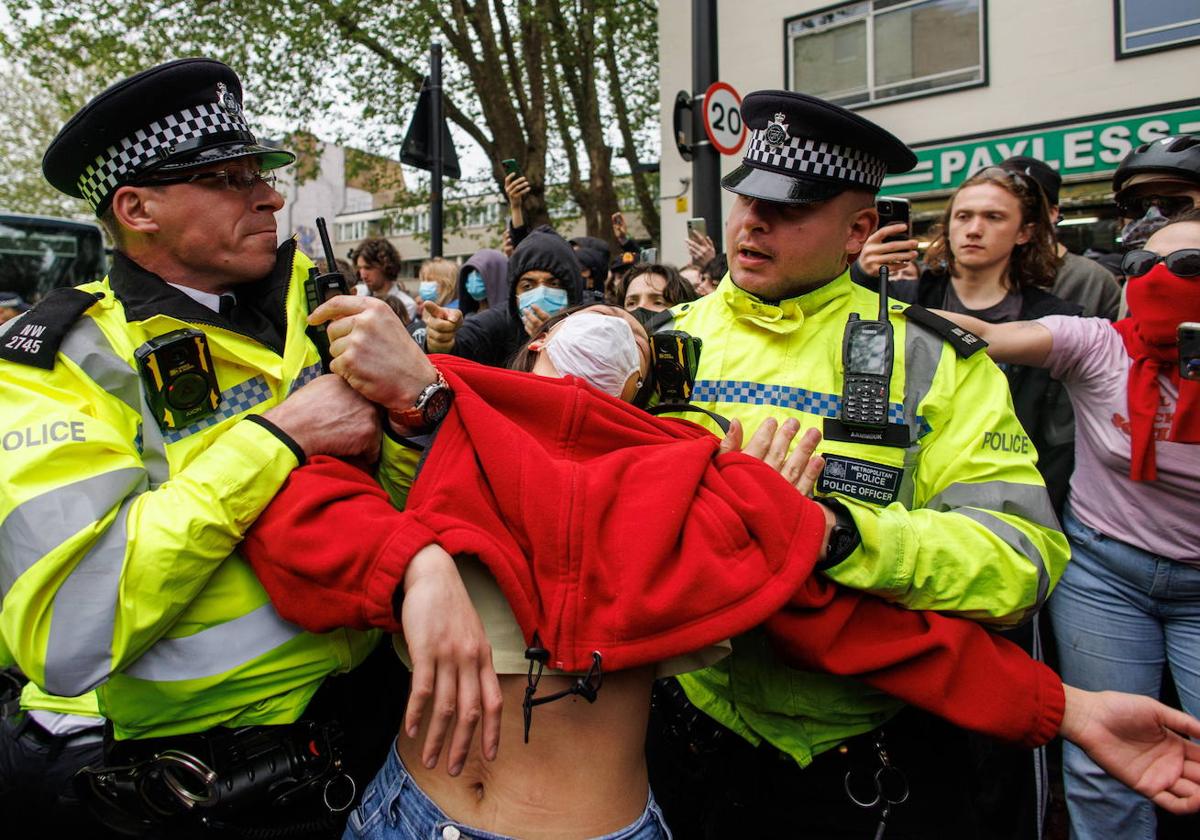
[135,329,220,431]
[652,330,702,404]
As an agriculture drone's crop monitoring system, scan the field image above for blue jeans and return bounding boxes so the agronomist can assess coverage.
[343,741,672,840]
[1048,506,1200,840]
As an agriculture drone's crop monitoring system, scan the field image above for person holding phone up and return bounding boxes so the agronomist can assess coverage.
[932,212,1200,840]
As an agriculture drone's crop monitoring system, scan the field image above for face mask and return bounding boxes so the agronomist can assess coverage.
[466,270,487,300]
[545,311,642,398]
[517,284,569,317]
[1126,262,1200,349]
[418,281,439,301]
[1120,205,1170,251]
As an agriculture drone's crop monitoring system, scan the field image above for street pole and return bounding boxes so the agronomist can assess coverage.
[692,0,721,251]
[430,42,444,258]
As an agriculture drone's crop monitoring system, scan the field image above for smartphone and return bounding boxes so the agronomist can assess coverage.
[687,217,707,239]
[502,158,520,178]
[875,197,911,243]
[1180,322,1200,381]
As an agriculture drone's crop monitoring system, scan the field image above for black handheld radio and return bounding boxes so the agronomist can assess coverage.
[840,264,894,429]
[304,216,350,371]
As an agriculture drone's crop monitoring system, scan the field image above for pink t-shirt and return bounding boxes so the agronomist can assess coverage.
[1041,315,1200,561]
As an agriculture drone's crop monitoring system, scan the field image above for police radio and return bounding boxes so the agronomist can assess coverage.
[135,329,221,431]
[840,264,894,430]
[304,216,350,371]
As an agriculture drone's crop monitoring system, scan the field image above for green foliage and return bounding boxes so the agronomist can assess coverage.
[2,0,661,241]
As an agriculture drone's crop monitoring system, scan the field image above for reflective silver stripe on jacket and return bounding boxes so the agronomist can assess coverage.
[43,487,145,696]
[927,480,1057,611]
[59,317,170,487]
[0,467,145,599]
[122,602,304,682]
[896,319,942,507]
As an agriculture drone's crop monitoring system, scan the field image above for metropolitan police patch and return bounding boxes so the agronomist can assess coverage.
[817,454,902,505]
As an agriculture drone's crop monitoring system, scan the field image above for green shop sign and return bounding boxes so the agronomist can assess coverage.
[880,103,1200,198]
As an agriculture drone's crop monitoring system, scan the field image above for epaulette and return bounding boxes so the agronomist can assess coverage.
[901,304,988,358]
[0,288,104,370]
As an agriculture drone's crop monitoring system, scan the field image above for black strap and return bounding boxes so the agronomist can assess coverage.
[901,305,988,358]
[647,402,732,433]
[0,288,103,370]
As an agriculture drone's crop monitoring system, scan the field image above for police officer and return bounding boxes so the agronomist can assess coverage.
[0,58,467,835]
[647,90,1070,837]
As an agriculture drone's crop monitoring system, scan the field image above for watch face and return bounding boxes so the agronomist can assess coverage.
[422,386,454,425]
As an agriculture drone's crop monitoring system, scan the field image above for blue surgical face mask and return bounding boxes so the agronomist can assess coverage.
[517,284,569,316]
[418,281,439,301]
[466,269,487,301]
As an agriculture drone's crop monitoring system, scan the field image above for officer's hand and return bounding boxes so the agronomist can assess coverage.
[720,418,825,497]
[858,224,919,279]
[1060,685,1200,814]
[400,544,503,776]
[421,300,464,353]
[310,295,438,413]
[263,374,381,460]
[521,305,551,337]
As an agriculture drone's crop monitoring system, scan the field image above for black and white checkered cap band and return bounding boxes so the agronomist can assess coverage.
[744,128,887,189]
[77,102,251,209]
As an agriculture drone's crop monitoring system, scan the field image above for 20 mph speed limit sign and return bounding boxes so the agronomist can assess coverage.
[702,82,746,156]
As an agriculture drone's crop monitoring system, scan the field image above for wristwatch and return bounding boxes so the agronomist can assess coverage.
[388,370,454,434]
[817,500,861,570]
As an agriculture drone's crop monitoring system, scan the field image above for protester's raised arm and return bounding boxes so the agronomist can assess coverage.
[933,310,1055,367]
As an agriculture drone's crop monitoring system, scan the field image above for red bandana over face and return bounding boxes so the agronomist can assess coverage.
[1113,262,1200,480]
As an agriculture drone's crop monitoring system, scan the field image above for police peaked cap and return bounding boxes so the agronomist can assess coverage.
[43,57,295,216]
[723,90,917,204]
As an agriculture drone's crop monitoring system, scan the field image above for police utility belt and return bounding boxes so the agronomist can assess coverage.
[76,719,355,836]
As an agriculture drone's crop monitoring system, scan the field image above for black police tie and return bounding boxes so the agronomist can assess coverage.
[218,294,236,318]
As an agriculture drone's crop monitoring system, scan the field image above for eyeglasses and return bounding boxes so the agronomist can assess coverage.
[137,169,278,191]
[1121,248,1200,278]
[1116,194,1195,220]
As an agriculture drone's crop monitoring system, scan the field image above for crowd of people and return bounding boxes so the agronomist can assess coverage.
[1,56,1199,840]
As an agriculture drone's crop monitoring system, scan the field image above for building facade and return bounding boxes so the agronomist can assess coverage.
[658,0,1200,264]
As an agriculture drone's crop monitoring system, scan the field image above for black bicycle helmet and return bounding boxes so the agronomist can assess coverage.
[1113,134,1200,195]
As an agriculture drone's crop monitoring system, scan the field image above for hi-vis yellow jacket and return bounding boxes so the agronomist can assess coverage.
[662,272,1070,766]
[0,242,378,740]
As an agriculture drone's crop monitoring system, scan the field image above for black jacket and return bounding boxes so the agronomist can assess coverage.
[418,230,583,368]
[891,271,1083,511]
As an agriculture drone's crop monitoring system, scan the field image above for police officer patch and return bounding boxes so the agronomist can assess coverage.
[216,81,241,115]
[764,112,790,149]
[817,454,902,505]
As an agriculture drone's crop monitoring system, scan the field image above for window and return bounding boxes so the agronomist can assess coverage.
[336,220,370,242]
[1116,0,1200,57]
[785,0,985,108]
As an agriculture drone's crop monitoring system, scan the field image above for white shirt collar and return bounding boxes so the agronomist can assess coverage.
[166,283,234,314]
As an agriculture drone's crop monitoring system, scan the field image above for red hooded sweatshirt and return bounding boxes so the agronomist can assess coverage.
[243,357,1063,747]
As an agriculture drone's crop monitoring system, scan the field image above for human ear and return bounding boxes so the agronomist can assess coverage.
[1015,222,1034,246]
[845,206,878,254]
[110,187,161,235]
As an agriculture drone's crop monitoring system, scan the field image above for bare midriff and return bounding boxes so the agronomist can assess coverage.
[395,665,656,840]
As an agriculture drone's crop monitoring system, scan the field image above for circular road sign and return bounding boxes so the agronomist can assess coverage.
[702,82,746,156]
